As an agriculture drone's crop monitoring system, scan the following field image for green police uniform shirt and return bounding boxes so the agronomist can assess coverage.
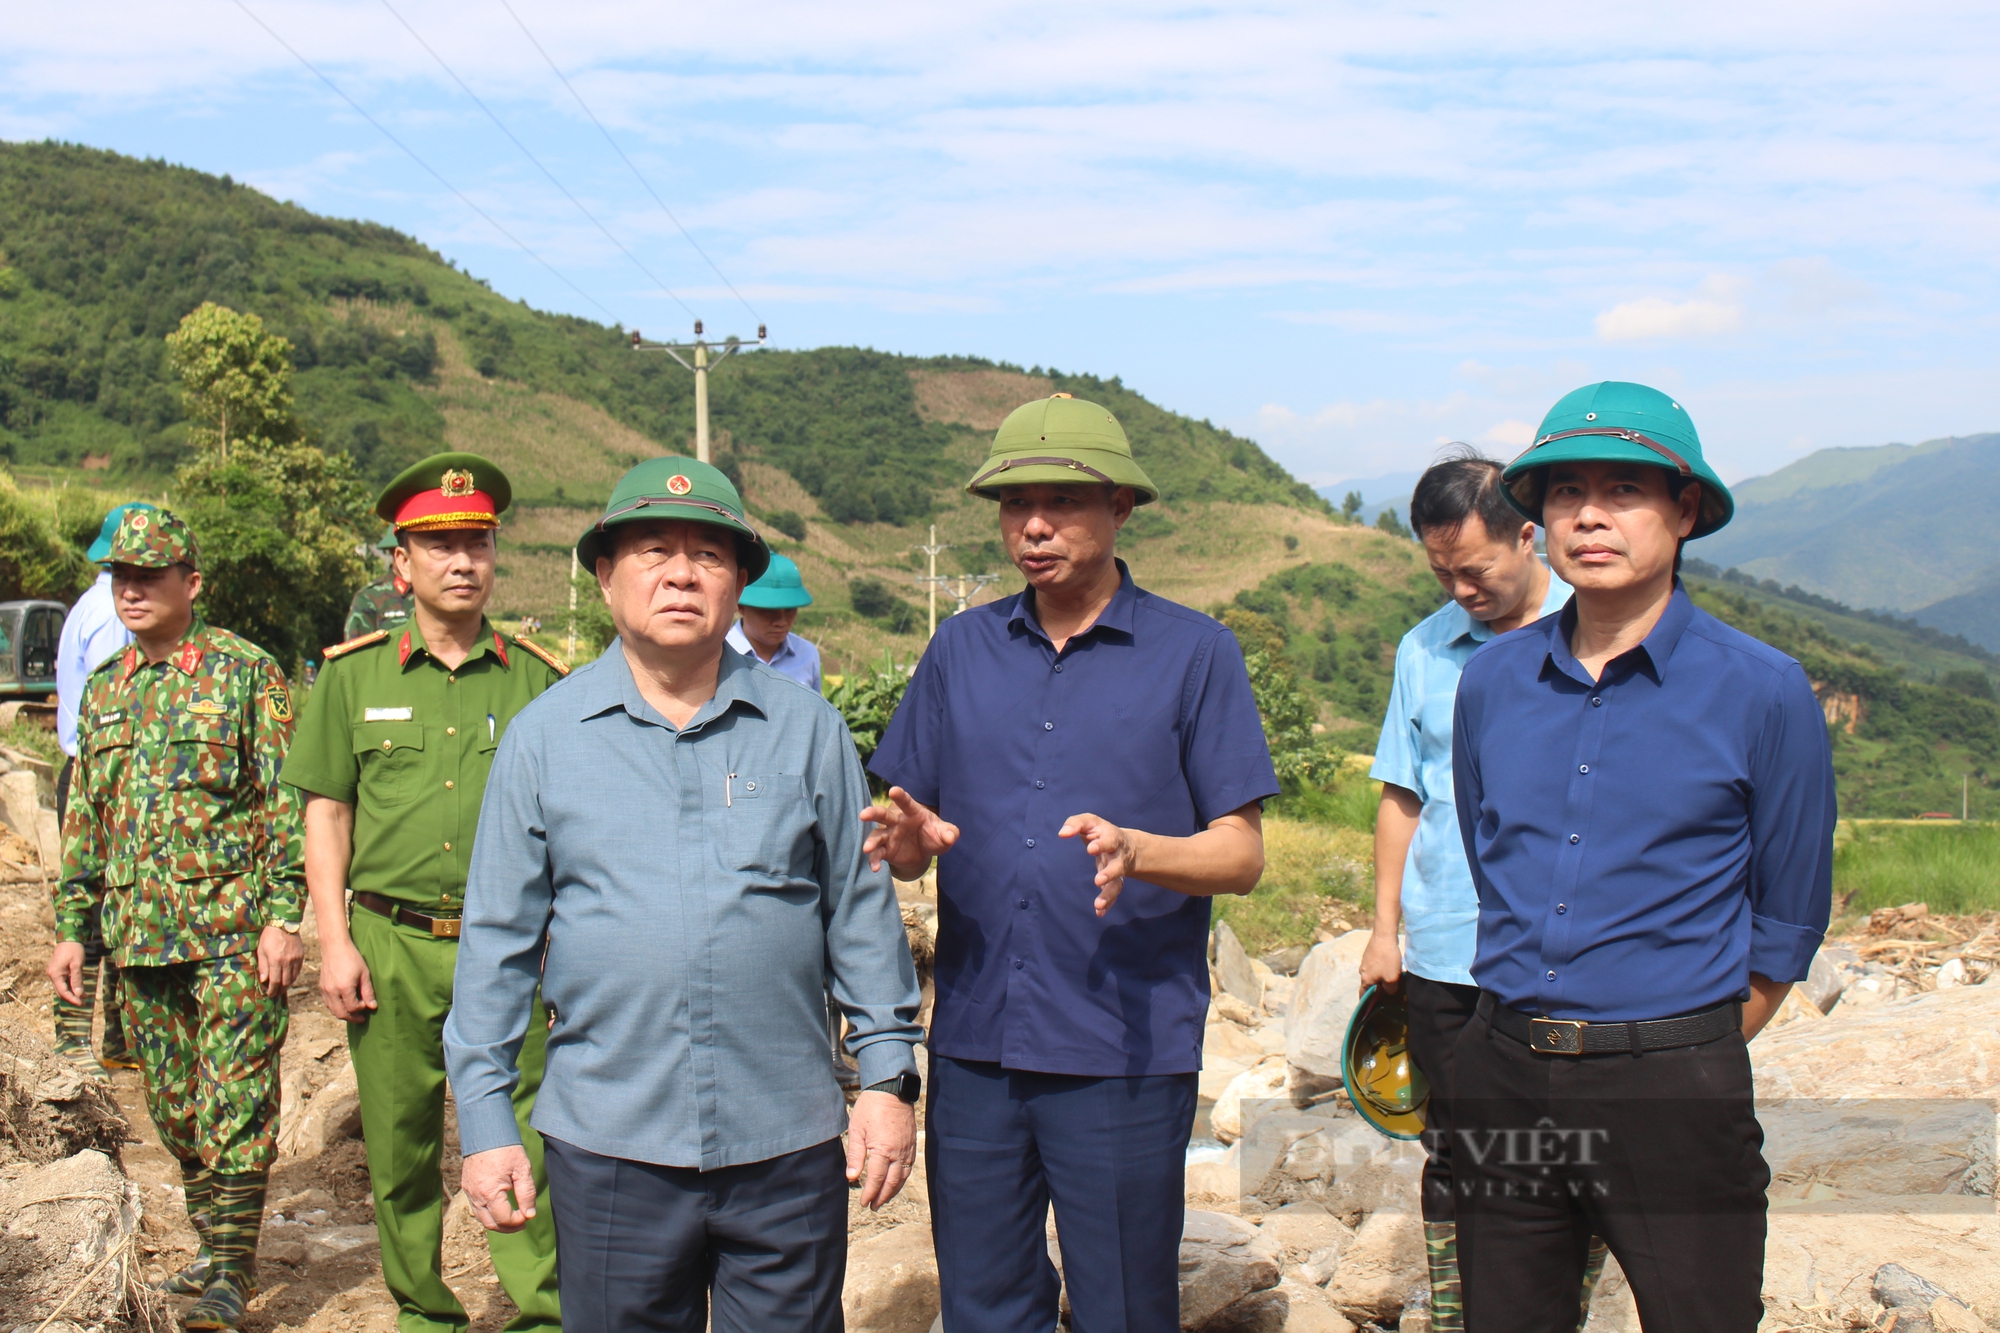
[280,620,568,913]
[57,622,307,967]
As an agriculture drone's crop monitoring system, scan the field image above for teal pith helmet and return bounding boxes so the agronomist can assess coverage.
[739,553,812,609]
[1343,985,1428,1141]
[966,394,1160,504]
[575,457,770,581]
[1501,382,1733,538]
[88,502,157,563]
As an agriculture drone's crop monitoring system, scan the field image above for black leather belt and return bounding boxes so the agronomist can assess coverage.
[353,891,461,939]
[1480,992,1739,1055]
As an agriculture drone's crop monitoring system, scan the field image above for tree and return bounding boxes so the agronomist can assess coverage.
[164,303,300,462]
[1375,506,1412,539]
[1341,491,1363,522]
[164,305,372,666]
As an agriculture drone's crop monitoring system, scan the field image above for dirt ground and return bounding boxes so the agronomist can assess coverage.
[0,847,934,1330]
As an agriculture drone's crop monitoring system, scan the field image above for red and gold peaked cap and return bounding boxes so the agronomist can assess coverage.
[375,452,513,533]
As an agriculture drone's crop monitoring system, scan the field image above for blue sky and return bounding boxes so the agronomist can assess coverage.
[6,1,1997,487]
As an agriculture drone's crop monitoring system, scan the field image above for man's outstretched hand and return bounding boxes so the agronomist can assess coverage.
[462,1145,538,1233]
[860,787,959,880]
[1058,812,1138,917]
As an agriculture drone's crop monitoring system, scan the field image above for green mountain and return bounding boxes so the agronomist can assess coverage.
[1696,434,2000,636]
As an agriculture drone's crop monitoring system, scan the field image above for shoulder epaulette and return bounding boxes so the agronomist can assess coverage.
[512,635,570,677]
[323,629,390,661]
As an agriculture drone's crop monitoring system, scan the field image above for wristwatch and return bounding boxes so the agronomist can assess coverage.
[271,919,303,935]
[862,1072,922,1104]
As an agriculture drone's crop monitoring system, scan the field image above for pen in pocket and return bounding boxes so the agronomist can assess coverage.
[487,713,495,743]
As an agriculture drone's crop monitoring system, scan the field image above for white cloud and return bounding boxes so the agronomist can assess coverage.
[1595,275,1748,342]
[1481,419,1537,448]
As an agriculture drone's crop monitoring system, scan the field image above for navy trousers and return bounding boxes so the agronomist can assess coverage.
[541,1134,848,1333]
[928,1055,1197,1333]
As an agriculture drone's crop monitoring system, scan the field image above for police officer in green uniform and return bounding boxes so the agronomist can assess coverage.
[282,454,567,1333]
[344,526,414,639]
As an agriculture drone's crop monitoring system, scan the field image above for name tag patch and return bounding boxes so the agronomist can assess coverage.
[364,707,414,722]
[186,699,228,716]
[95,711,123,726]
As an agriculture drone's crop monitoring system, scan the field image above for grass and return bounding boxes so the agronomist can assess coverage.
[1214,815,1372,954]
[0,717,62,766]
[1833,822,2000,918]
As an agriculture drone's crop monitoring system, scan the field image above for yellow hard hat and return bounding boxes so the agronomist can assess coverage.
[1343,985,1428,1140]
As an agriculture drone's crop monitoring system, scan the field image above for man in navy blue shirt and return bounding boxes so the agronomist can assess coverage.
[1450,382,1836,1332]
[866,394,1278,1333]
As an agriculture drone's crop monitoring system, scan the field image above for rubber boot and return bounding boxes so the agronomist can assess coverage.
[97,956,140,1069]
[1578,1234,1610,1330]
[154,1159,214,1297]
[1424,1220,1464,1333]
[183,1169,264,1330]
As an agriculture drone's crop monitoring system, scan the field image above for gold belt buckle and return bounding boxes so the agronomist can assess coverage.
[430,916,462,939]
[1529,1018,1586,1054]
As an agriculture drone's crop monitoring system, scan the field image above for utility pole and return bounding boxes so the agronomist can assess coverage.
[909,525,951,639]
[566,549,579,661]
[631,320,768,463]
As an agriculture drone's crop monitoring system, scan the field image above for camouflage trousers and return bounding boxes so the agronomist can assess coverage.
[120,953,288,1175]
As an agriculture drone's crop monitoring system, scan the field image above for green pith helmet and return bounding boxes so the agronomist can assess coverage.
[1343,985,1428,1141]
[103,506,200,572]
[375,451,513,530]
[1501,381,1734,538]
[575,456,770,581]
[375,525,400,552]
[966,394,1160,504]
[739,552,812,609]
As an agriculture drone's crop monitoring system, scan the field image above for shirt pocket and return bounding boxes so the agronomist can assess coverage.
[352,721,425,811]
[167,715,241,794]
[724,774,813,881]
[169,827,253,882]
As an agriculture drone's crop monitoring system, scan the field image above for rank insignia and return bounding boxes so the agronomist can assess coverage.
[264,683,293,722]
[441,467,477,499]
[666,474,693,496]
[187,699,228,717]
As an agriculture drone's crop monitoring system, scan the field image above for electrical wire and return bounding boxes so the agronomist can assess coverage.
[230,0,624,326]
[498,0,764,326]
[375,0,698,321]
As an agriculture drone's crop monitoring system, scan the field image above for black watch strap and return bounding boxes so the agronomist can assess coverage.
[863,1072,921,1103]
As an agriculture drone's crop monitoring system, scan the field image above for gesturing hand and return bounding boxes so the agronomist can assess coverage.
[462,1145,538,1233]
[860,787,960,879]
[1058,813,1140,917]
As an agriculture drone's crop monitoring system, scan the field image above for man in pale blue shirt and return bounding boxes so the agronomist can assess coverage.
[50,502,149,1075]
[1358,451,1571,1332]
[725,553,822,693]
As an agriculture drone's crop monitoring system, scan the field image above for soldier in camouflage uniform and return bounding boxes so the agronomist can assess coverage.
[344,526,414,639]
[47,507,305,1332]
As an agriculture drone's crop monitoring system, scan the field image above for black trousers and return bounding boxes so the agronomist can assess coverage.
[542,1134,848,1333]
[1452,997,1769,1333]
[1404,973,1482,1224]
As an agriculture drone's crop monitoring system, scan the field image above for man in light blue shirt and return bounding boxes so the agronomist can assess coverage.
[725,552,822,693]
[1358,452,1572,1333]
[49,502,149,1076]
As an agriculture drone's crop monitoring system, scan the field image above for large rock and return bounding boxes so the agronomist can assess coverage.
[1799,946,1852,1014]
[1180,1210,1281,1329]
[1198,1286,1289,1332]
[280,1062,362,1160]
[1215,923,1265,1010]
[1762,1208,2000,1331]
[1753,981,2000,1203]
[1211,1056,1289,1144]
[0,1150,141,1328]
[1274,1278,1357,1333]
[1285,931,1371,1079]
[1206,1017,1267,1064]
[844,1223,940,1333]
[1326,1209,1425,1326]
[1244,1111,1424,1222]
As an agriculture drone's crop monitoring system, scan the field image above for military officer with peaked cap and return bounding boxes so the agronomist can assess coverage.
[1449,383,1836,1331]
[282,452,568,1333]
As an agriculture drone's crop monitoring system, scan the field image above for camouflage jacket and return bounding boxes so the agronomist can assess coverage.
[57,622,306,966]
[344,576,413,640]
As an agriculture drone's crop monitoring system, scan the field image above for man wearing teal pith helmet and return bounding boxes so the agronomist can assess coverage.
[727,553,821,693]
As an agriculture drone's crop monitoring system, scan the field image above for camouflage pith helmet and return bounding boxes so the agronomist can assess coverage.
[966,394,1160,504]
[1343,985,1428,1141]
[102,506,200,572]
[1501,381,1734,538]
[575,456,770,581]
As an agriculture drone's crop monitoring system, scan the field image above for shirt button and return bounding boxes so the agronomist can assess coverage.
[1035,780,1045,789]
[445,780,455,790]
[443,841,453,851]
[1557,903,1568,914]
[1014,958,1024,970]
[447,726,457,736]
[448,674,456,683]
[1591,697,1603,707]
[382,739,393,751]
[1546,970,1557,981]
[1019,899,1029,909]
[1579,764,1589,774]
[1054,664,1063,673]
[1043,721,1053,731]
[1569,834,1580,844]
[1026,838,1036,848]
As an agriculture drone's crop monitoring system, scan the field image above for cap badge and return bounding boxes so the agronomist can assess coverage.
[440,468,477,499]
[129,513,149,531]
[666,474,693,496]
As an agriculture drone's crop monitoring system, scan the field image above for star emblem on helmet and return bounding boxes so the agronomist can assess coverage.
[666,474,693,496]
[440,468,477,498]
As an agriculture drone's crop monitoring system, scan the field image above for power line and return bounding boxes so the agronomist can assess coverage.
[230,0,623,326]
[497,0,764,325]
[375,0,698,321]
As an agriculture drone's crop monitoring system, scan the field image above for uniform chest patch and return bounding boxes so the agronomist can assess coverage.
[364,707,413,722]
[186,699,228,717]
[95,710,123,727]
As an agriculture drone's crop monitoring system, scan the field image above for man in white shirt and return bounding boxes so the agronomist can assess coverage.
[725,553,821,693]
[51,501,149,1074]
